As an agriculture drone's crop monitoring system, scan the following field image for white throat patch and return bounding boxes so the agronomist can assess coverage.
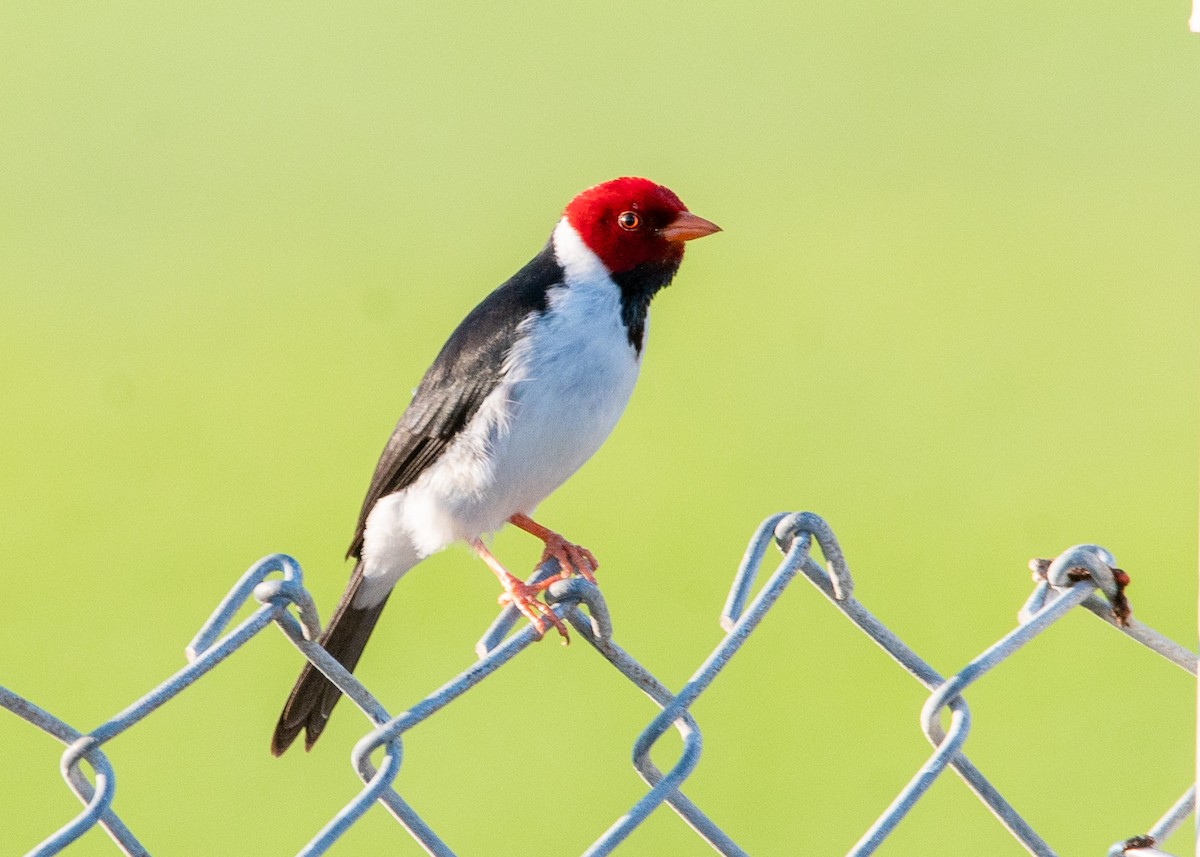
[552,218,610,284]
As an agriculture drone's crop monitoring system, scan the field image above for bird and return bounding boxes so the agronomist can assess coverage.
[270,177,720,755]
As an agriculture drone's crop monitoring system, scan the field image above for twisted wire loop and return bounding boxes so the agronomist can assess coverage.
[740,514,1056,855]
[3,518,1195,856]
[0,686,144,857]
[2,554,312,855]
[1105,787,1196,857]
[905,541,1194,857]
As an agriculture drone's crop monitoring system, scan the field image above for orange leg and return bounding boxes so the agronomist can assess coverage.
[470,538,568,640]
[508,513,598,584]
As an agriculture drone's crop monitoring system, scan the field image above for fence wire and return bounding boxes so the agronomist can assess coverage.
[3,512,1195,856]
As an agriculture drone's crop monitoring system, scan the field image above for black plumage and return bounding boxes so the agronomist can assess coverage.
[269,177,718,757]
[272,242,565,755]
[610,258,682,352]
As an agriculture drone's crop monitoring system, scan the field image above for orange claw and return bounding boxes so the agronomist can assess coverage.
[472,537,569,641]
[508,513,599,583]
[498,575,569,641]
[538,534,598,583]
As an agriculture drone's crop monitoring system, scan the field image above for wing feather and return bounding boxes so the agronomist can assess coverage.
[346,240,562,558]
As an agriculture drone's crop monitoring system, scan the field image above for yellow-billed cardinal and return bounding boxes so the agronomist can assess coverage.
[271,177,720,754]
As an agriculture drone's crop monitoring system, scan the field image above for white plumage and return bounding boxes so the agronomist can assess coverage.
[271,176,718,756]
[355,218,641,608]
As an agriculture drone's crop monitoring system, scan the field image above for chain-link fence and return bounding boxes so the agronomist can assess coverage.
[3,512,1195,856]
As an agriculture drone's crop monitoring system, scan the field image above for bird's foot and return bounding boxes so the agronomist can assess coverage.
[498,575,570,642]
[536,534,598,584]
[508,514,599,583]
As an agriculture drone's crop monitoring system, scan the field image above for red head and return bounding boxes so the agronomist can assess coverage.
[563,177,720,275]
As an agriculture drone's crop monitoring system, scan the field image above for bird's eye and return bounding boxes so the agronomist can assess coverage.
[617,211,640,231]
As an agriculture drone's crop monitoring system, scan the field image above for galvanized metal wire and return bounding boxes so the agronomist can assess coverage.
[2,512,1194,856]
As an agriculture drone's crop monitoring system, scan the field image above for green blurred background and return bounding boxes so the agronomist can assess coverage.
[2,2,1196,854]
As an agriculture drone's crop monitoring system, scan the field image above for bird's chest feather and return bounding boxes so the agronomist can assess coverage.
[399,245,645,548]
[490,278,641,506]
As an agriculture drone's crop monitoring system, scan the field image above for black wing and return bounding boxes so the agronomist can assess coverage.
[346,240,563,559]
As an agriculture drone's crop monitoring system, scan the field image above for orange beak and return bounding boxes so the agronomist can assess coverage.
[658,210,722,243]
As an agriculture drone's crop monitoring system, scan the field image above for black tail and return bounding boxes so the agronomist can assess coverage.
[270,562,391,756]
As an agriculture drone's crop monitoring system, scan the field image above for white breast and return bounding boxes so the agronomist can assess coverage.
[387,219,642,560]
[490,241,641,516]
